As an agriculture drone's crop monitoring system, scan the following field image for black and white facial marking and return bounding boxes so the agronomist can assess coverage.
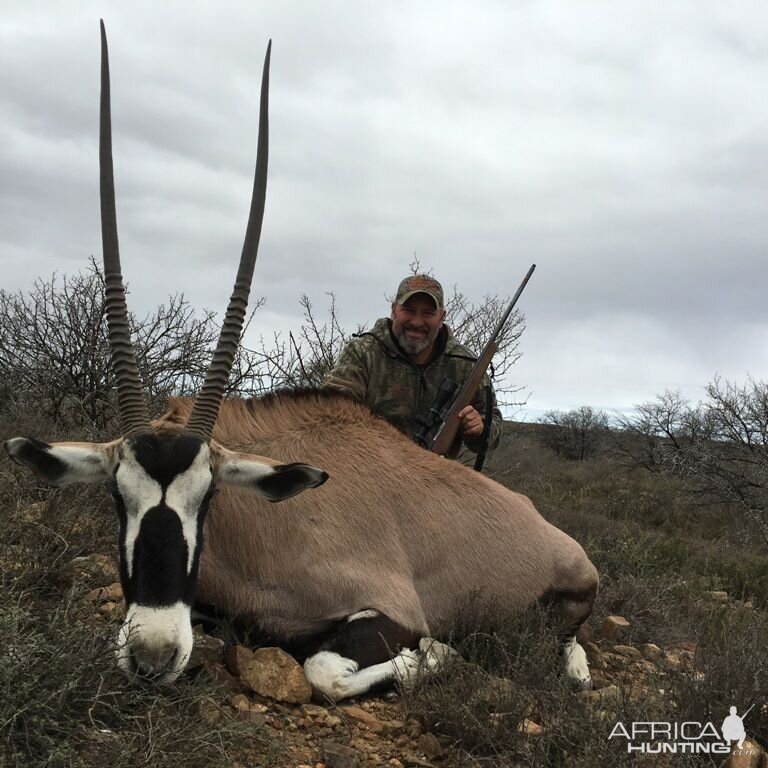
[112,432,213,683]
[5,430,329,685]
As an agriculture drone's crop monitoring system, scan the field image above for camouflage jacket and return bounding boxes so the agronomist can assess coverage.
[322,317,503,460]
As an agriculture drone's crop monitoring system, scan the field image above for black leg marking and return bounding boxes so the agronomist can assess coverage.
[317,612,420,670]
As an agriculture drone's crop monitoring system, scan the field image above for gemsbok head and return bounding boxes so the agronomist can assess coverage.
[5,22,327,684]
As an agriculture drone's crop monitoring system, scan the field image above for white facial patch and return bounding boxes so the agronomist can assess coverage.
[116,442,212,578]
[165,447,214,572]
[116,457,163,580]
[116,602,193,684]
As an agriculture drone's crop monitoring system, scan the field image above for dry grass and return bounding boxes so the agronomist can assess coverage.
[2,411,767,766]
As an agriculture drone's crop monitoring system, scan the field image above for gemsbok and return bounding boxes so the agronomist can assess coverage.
[5,23,598,701]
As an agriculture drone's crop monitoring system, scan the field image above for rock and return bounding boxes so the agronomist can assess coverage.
[590,669,611,689]
[301,703,330,718]
[705,590,729,603]
[584,641,605,669]
[97,601,125,620]
[229,693,251,712]
[199,697,225,724]
[518,719,543,735]
[417,732,443,759]
[576,623,594,644]
[339,705,384,732]
[186,627,224,670]
[322,741,362,768]
[726,738,766,768]
[639,643,663,662]
[235,705,269,723]
[406,718,422,740]
[85,582,123,604]
[663,650,694,672]
[611,645,643,660]
[580,684,621,709]
[17,502,46,524]
[65,554,120,586]
[381,719,405,736]
[602,615,630,641]
[201,660,242,691]
[402,756,435,767]
[224,645,255,677]
[240,647,312,704]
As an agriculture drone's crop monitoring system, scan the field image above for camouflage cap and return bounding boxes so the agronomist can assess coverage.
[395,274,444,310]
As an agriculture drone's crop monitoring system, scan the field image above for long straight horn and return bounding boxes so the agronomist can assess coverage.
[185,42,271,442]
[99,20,150,437]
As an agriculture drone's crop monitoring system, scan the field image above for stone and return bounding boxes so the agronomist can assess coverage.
[235,704,269,723]
[601,615,630,640]
[518,719,543,735]
[224,645,255,677]
[580,684,621,709]
[199,697,225,723]
[663,650,694,672]
[584,641,605,669]
[638,643,663,662]
[339,705,384,732]
[301,704,330,719]
[65,554,120,586]
[97,601,125,620]
[201,660,242,690]
[85,582,123,604]
[726,738,766,768]
[705,590,729,603]
[611,645,643,660]
[402,756,434,767]
[17,502,46,524]
[229,693,251,712]
[588,669,610,689]
[417,732,443,759]
[322,741,362,768]
[406,719,422,739]
[240,647,312,704]
[186,628,224,670]
[576,623,594,644]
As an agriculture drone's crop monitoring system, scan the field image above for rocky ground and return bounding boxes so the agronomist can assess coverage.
[66,551,767,768]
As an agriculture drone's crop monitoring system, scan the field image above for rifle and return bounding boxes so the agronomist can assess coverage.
[426,264,536,457]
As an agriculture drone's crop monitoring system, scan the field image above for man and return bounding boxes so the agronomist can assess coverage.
[323,274,503,460]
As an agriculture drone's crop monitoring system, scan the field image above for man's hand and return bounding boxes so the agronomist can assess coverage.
[457,405,484,437]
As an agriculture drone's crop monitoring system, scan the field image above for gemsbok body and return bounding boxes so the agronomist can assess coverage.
[5,24,598,701]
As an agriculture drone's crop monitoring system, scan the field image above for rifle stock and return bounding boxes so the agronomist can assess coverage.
[429,340,497,455]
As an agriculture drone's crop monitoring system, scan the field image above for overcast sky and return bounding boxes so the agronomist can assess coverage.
[3,2,767,420]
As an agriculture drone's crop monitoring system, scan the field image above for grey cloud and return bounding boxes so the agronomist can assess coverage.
[2,0,767,417]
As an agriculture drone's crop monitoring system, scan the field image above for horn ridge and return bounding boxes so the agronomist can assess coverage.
[99,20,150,437]
[186,41,271,442]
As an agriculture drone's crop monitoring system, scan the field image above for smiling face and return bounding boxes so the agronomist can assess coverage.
[390,294,446,363]
[4,429,328,684]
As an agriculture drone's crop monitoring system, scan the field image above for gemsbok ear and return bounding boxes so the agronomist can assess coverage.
[4,438,119,486]
[213,444,328,502]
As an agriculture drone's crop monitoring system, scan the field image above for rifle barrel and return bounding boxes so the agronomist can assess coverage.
[490,263,536,341]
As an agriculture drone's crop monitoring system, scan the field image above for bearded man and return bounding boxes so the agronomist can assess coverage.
[322,275,502,460]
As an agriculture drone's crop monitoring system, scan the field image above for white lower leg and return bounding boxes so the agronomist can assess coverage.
[562,636,592,689]
[304,649,420,702]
